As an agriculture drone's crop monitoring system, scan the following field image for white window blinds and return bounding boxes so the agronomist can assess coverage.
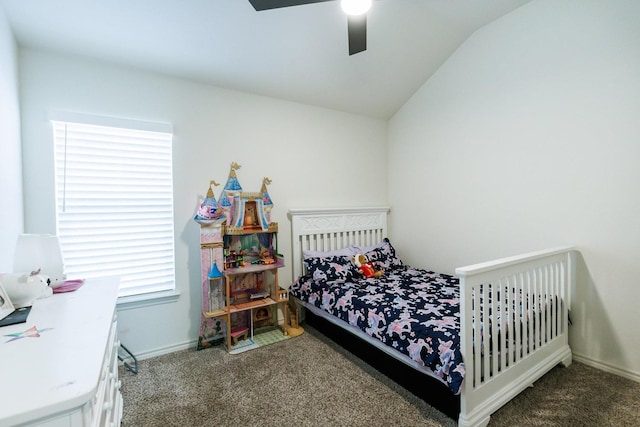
[51,118,176,297]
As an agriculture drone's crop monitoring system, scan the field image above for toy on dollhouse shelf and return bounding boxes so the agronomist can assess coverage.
[207,263,224,314]
[194,180,225,225]
[284,299,304,337]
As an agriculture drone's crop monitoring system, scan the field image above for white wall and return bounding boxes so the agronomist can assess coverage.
[19,49,388,357]
[0,6,23,271]
[389,0,640,380]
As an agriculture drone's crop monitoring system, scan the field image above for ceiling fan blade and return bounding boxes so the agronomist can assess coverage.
[347,14,367,55]
[249,0,334,11]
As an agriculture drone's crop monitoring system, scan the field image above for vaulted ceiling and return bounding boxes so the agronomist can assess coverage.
[1,0,530,119]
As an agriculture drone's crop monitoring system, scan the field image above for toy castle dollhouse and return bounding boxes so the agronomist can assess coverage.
[195,162,293,353]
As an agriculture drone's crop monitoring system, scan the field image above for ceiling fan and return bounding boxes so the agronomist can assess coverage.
[248,0,372,55]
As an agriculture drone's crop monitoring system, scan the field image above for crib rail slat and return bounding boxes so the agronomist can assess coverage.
[500,280,508,372]
[515,273,523,363]
[473,286,482,387]
[491,282,499,376]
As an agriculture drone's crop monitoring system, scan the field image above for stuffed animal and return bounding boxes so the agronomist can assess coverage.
[0,270,53,308]
[353,253,383,279]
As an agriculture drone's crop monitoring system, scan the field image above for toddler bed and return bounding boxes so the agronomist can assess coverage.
[288,207,573,427]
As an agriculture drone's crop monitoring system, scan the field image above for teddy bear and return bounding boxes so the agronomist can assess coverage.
[353,253,383,279]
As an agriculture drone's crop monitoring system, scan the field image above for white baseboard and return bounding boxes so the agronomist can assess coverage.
[573,353,640,383]
[123,339,199,362]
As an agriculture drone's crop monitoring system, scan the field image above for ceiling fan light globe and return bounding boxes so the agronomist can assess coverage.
[340,0,372,16]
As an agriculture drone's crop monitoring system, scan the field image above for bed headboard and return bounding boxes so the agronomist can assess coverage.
[288,207,390,280]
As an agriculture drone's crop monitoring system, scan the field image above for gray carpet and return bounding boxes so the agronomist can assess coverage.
[120,326,640,426]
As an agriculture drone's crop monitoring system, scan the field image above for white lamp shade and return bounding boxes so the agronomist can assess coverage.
[341,0,372,16]
[13,234,66,286]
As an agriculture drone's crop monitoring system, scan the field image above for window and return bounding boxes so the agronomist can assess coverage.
[51,115,176,298]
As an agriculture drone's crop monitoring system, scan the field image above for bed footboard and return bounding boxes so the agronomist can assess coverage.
[455,247,575,427]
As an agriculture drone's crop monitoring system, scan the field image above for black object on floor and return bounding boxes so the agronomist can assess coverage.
[118,343,139,374]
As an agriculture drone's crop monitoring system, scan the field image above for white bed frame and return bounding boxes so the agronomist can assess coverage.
[289,207,573,427]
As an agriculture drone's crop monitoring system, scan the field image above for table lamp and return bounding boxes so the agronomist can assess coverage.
[13,234,67,287]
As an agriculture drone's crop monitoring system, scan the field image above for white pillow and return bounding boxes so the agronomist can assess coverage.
[302,247,357,259]
[350,240,386,254]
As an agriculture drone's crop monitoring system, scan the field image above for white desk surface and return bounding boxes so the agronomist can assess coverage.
[0,277,119,426]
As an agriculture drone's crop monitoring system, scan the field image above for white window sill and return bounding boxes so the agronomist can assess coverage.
[116,289,180,311]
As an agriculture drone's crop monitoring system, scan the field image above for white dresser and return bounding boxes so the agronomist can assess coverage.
[0,277,122,427]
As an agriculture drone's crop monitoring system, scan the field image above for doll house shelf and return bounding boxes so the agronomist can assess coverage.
[195,164,290,353]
